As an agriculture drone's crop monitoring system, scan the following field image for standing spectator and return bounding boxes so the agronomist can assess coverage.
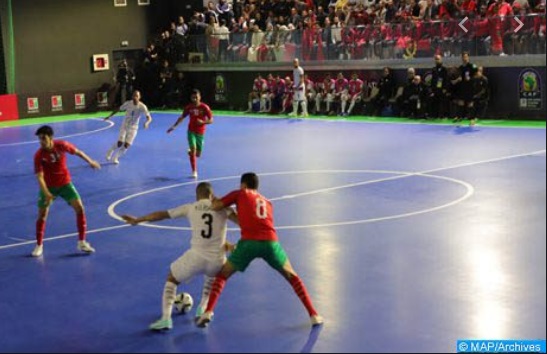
[115,59,135,106]
[472,66,490,122]
[429,54,449,118]
[452,52,478,125]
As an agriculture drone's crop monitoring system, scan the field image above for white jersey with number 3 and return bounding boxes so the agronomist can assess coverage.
[168,199,233,257]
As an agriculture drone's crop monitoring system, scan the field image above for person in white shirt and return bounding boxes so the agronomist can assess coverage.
[289,58,309,117]
[122,182,239,331]
[104,90,152,164]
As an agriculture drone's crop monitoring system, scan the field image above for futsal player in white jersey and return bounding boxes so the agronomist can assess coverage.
[104,90,152,164]
[289,58,309,117]
[121,182,238,331]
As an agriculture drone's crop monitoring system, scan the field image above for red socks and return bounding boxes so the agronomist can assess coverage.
[36,219,46,245]
[205,274,227,313]
[189,153,197,172]
[289,275,318,317]
[77,213,87,241]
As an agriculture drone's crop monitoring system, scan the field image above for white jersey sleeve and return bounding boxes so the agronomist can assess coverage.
[168,203,192,219]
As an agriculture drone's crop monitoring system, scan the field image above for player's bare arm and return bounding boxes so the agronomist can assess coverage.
[36,172,53,206]
[197,116,214,125]
[75,149,101,170]
[211,198,226,211]
[121,211,171,225]
[104,108,121,121]
[167,114,187,133]
[144,114,153,130]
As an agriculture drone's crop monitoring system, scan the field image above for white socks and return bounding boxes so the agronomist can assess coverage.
[198,276,215,311]
[162,281,177,321]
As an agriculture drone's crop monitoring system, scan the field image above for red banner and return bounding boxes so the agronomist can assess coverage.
[0,94,19,121]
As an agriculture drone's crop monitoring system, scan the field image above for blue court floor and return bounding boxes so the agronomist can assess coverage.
[0,114,545,353]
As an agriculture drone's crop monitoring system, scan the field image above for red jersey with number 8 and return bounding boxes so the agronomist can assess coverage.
[183,103,212,136]
[221,189,278,241]
[34,140,76,188]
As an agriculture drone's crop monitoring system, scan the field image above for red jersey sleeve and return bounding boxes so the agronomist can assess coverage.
[221,190,240,207]
[58,140,77,155]
[34,151,43,175]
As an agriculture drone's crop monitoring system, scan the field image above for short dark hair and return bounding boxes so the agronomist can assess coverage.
[196,182,213,198]
[241,172,259,189]
[192,89,201,96]
[35,125,54,137]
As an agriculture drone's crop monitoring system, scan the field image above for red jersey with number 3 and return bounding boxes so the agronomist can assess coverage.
[183,103,212,136]
[221,189,278,241]
[34,140,77,188]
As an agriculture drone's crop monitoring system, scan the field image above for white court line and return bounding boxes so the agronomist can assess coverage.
[1,149,544,251]
[0,118,115,147]
[107,170,474,231]
[0,224,130,250]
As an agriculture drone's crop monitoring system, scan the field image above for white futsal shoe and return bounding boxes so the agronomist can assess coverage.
[310,315,324,326]
[77,241,96,253]
[31,244,44,257]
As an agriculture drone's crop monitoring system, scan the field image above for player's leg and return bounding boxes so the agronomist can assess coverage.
[64,184,95,253]
[149,272,180,331]
[195,275,214,319]
[195,261,237,327]
[197,240,258,327]
[113,127,137,163]
[33,197,51,257]
[315,93,322,114]
[187,132,199,177]
[107,125,127,161]
[246,92,254,112]
[151,251,204,330]
[265,242,323,326]
[348,95,359,115]
[341,93,349,115]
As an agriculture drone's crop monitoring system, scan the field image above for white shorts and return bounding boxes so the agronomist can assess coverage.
[170,249,226,283]
[118,123,138,145]
[294,89,306,102]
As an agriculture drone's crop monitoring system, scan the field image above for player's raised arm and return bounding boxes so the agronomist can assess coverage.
[122,211,171,225]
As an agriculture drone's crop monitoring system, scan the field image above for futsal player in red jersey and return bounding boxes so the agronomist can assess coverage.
[196,172,324,328]
[167,89,213,179]
[32,125,101,257]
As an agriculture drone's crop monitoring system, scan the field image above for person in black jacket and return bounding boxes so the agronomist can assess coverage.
[372,67,395,116]
[429,55,449,118]
[472,66,490,123]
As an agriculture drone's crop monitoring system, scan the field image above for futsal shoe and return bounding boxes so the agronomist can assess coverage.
[149,318,173,331]
[195,311,214,328]
[112,156,120,165]
[310,315,324,326]
[191,171,198,179]
[194,307,214,322]
[77,241,96,253]
[31,244,44,257]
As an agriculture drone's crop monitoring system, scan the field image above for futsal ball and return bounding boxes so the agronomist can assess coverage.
[174,292,193,314]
